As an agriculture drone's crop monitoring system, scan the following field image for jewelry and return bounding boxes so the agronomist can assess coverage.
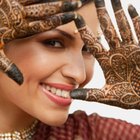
[0,120,38,140]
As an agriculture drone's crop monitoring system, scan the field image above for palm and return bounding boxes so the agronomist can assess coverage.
[71,0,140,109]
[96,43,140,105]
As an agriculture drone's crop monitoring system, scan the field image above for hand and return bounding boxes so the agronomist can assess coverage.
[0,0,83,85]
[0,0,83,44]
[71,0,140,109]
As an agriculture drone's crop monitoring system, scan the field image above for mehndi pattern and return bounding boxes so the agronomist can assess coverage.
[71,0,140,109]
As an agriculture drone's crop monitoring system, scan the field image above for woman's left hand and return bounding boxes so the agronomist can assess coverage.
[0,0,83,85]
[0,0,82,44]
[71,0,140,109]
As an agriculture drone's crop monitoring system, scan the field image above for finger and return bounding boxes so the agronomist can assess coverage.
[25,1,82,19]
[0,49,23,85]
[74,14,105,55]
[1,12,77,43]
[25,12,78,36]
[70,88,140,109]
[95,0,121,49]
[18,0,41,5]
[128,5,140,45]
[111,0,134,45]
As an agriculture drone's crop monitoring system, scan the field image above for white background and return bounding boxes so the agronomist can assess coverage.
[69,0,140,125]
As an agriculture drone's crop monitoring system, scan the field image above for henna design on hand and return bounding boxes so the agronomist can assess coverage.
[0,0,82,43]
[0,50,23,85]
[70,0,140,109]
[128,5,140,45]
[74,14,104,55]
[0,0,82,84]
[111,0,134,45]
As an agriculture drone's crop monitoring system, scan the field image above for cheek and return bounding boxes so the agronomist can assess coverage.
[14,49,66,82]
[80,57,95,87]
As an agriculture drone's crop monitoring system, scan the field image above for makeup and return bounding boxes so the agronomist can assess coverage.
[40,83,73,106]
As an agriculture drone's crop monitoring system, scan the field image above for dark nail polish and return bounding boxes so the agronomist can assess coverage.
[80,0,93,4]
[95,0,105,8]
[61,12,76,24]
[111,0,122,12]
[128,5,138,19]
[6,63,24,85]
[74,14,86,29]
[70,89,88,100]
[62,1,79,12]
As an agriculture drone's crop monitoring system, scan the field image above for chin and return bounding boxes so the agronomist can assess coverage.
[38,110,69,126]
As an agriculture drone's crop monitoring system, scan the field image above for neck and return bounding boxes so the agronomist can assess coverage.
[0,96,35,133]
[0,120,38,140]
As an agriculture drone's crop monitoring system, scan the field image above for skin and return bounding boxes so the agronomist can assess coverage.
[0,2,98,132]
[71,0,140,109]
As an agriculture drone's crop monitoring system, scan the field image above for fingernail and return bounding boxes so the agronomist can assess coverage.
[80,0,93,4]
[6,63,24,85]
[0,51,23,85]
[62,1,82,12]
[111,0,122,12]
[61,12,76,24]
[74,14,86,29]
[70,89,88,100]
[128,5,138,18]
[95,0,105,8]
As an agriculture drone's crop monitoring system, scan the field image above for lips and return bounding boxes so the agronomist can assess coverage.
[40,83,73,106]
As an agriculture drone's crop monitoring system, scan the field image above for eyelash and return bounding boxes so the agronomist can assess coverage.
[41,40,92,55]
[42,40,63,48]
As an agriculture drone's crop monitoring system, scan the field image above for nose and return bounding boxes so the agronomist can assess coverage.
[61,51,86,85]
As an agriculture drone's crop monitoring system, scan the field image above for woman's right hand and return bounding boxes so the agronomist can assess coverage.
[71,0,140,109]
[0,0,82,44]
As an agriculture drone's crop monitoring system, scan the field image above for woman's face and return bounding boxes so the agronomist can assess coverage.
[0,2,98,126]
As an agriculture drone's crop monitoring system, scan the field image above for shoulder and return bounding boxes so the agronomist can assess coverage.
[33,110,140,140]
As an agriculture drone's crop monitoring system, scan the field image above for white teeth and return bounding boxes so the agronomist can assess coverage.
[51,87,56,94]
[42,84,70,98]
[56,89,62,96]
[46,86,50,91]
[62,90,69,98]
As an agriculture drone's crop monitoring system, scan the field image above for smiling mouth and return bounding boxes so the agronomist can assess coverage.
[40,83,71,99]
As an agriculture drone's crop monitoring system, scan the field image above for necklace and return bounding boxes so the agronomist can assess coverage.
[0,120,38,140]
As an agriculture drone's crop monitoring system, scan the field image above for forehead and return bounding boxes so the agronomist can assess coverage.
[57,2,99,37]
[77,2,99,36]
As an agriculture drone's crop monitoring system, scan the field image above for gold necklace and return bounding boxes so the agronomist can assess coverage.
[0,120,38,140]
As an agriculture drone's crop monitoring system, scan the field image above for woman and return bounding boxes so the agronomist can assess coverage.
[0,0,140,139]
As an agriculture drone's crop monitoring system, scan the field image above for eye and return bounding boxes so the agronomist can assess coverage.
[41,40,63,48]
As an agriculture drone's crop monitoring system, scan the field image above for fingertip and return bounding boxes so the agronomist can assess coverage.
[7,63,24,85]
[61,12,76,24]
[74,14,86,29]
[128,4,138,19]
[95,0,105,8]
[111,0,122,12]
[70,89,88,100]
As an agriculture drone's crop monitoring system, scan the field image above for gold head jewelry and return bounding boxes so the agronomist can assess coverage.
[0,120,38,140]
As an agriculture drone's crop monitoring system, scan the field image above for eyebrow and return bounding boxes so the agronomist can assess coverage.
[54,29,75,40]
